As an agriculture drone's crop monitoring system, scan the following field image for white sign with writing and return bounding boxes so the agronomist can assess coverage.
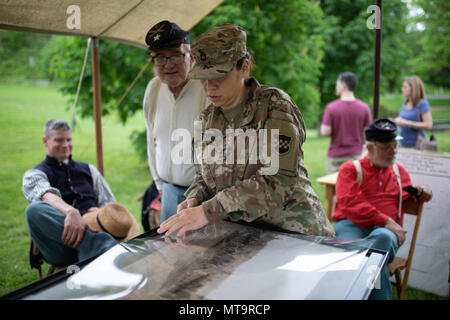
[396,149,450,297]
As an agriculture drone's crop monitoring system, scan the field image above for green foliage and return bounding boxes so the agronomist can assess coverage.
[319,0,409,116]
[191,0,325,127]
[407,0,450,87]
[0,30,52,82]
[46,36,153,124]
[130,129,148,163]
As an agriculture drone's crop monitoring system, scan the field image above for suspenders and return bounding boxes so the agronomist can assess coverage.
[352,160,402,222]
[148,78,207,131]
[149,79,162,132]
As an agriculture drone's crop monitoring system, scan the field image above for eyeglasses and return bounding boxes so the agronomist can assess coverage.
[375,141,398,152]
[152,52,189,66]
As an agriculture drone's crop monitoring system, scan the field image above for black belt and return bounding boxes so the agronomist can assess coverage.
[162,181,188,189]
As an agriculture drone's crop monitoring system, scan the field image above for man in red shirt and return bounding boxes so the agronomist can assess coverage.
[333,118,432,300]
[321,72,372,174]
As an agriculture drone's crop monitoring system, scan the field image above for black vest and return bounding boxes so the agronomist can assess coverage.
[35,155,98,214]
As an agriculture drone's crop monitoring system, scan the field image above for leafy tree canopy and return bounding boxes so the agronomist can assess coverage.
[191,0,326,126]
[0,30,52,82]
[407,0,450,88]
[319,0,409,114]
[46,36,152,125]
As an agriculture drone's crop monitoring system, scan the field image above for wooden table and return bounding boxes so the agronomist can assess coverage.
[316,172,338,222]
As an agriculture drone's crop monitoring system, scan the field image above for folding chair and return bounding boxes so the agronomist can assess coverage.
[388,197,425,300]
[29,241,66,279]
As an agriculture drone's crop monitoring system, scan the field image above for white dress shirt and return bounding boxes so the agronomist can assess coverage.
[143,77,208,190]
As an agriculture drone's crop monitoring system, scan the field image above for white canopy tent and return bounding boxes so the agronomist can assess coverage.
[0,0,223,173]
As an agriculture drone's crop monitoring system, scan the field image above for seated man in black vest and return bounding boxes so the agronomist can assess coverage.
[22,119,136,266]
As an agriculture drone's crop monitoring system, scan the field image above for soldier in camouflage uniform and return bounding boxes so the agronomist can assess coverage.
[157,24,334,237]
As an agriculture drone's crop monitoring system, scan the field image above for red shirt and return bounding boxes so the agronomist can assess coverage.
[333,157,412,229]
[322,99,372,157]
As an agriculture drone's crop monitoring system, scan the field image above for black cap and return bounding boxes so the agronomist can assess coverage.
[145,20,190,50]
[365,118,401,142]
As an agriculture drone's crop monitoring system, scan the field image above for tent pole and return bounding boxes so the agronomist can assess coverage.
[373,0,382,120]
[91,37,104,176]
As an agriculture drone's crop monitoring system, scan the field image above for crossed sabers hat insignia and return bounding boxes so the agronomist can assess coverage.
[147,25,165,42]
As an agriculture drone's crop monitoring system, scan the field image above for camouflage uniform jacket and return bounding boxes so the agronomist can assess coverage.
[185,78,334,237]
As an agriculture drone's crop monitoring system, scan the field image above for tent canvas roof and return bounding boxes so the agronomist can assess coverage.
[0,0,223,48]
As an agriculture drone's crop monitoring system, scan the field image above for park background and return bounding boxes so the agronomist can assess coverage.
[0,0,448,298]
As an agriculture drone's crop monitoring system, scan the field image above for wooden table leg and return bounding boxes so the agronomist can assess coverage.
[325,185,336,222]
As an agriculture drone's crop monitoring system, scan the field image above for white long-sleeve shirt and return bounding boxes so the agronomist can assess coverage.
[143,77,208,190]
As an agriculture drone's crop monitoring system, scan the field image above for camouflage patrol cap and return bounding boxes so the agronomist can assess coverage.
[189,24,247,80]
[145,20,190,50]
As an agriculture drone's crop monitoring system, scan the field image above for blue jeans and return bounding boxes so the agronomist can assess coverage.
[334,219,398,300]
[25,201,117,266]
[161,183,187,223]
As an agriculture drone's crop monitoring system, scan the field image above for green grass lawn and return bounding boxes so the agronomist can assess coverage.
[0,84,447,299]
[380,94,450,120]
[0,84,151,296]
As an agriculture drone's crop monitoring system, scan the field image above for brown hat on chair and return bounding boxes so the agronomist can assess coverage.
[82,203,141,242]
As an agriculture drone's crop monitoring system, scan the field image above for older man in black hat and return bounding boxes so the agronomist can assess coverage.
[143,21,209,224]
[332,118,432,300]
